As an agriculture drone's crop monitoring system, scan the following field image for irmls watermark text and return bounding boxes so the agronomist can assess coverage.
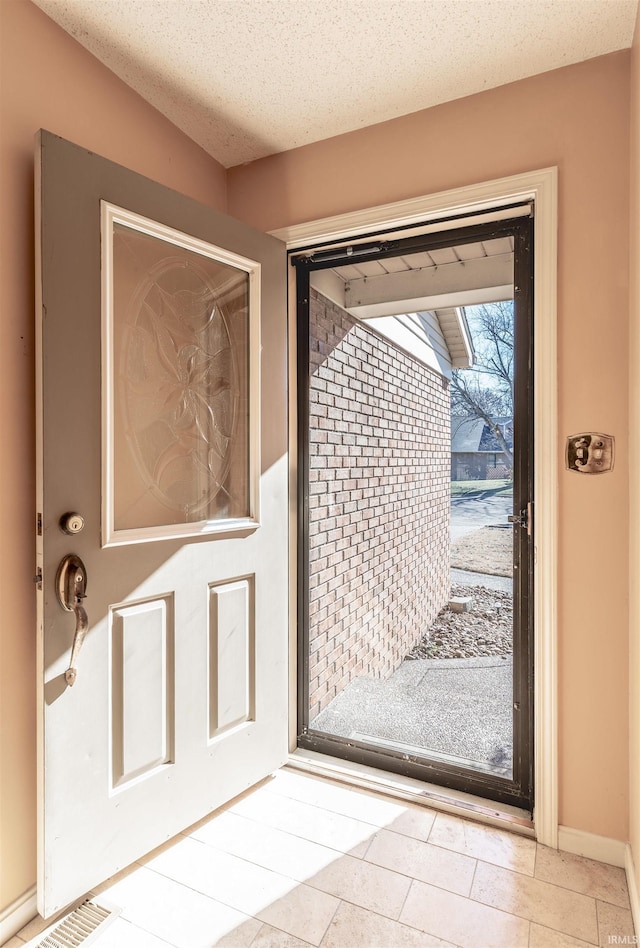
[607,936,639,945]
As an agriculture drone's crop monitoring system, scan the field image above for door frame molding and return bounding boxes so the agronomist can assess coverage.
[272,166,558,848]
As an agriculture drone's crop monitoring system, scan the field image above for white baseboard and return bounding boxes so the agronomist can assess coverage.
[0,886,36,945]
[558,825,627,868]
[626,844,640,937]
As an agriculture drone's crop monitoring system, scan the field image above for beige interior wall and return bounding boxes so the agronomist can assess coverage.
[629,4,640,913]
[229,52,632,843]
[0,0,227,913]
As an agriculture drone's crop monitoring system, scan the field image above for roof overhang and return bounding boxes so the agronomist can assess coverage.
[310,243,501,377]
[343,252,513,319]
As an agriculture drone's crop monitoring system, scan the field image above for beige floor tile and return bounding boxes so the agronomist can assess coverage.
[400,879,530,948]
[146,832,338,946]
[190,810,339,881]
[269,770,406,825]
[249,923,314,946]
[97,864,261,947]
[321,901,455,947]
[145,835,298,917]
[471,861,598,944]
[596,900,636,948]
[306,851,411,918]
[365,827,477,896]
[22,772,630,948]
[229,789,375,857]
[255,883,339,946]
[385,803,438,843]
[428,812,536,875]
[215,918,278,948]
[270,770,437,841]
[535,846,630,908]
[530,922,599,947]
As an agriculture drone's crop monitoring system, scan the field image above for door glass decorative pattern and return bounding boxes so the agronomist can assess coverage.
[104,207,257,541]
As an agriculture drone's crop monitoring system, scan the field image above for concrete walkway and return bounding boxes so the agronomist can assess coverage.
[451,567,512,593]
[311,654,513,777]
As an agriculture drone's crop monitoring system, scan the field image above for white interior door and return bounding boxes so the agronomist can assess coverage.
[35,131,288,918]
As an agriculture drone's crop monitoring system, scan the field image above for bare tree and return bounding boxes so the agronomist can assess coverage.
[450,301,514,469]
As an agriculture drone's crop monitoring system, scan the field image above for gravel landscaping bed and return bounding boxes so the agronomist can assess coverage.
[406,583,513,660]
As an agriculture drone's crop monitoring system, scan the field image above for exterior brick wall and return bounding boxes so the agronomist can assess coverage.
[307,288,451,722]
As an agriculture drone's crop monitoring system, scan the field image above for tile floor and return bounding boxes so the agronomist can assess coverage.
[10,768,636,948]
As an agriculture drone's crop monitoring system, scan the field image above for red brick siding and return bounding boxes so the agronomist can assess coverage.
[307,289,450,721]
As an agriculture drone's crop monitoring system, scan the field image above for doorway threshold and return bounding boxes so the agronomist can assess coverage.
[287,749,534,838]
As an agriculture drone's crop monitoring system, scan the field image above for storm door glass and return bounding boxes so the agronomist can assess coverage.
[102,203,259,545]
[297,213,534,810]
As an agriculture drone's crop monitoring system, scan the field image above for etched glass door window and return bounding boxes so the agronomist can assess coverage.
[102,204,260,545]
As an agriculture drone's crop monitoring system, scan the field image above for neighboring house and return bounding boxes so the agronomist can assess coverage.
[451,415,513,481]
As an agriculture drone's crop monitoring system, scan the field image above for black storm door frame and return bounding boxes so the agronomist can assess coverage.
[293,212,534,811]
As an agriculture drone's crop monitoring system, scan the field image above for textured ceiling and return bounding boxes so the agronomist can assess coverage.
[33,0,638,168]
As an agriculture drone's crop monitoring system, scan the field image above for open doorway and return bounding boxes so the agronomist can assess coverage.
[294,212,533,810]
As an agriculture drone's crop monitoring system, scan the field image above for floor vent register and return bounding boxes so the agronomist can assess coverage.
[34,900,120,948]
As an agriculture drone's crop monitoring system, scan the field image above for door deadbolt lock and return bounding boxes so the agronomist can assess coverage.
[59,512,85,535]
[566,433,614,474]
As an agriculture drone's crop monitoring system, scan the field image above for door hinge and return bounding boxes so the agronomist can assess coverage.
[34,567,43,590]
[37,512,42,536]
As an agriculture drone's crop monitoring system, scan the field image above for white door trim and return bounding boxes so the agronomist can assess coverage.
[274,166,558,848]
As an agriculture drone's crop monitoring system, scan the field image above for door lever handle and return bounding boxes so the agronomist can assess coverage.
[55,554,88,687]
[65,602,88,687]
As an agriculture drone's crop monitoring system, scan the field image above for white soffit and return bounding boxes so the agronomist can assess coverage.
[435,308,474,369]
[32,0,638,168]
[333,236,515,318]
[309,231,490,375]
[311,235,508,372]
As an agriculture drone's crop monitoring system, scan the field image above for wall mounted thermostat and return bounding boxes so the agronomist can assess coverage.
[566,433,614,474]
